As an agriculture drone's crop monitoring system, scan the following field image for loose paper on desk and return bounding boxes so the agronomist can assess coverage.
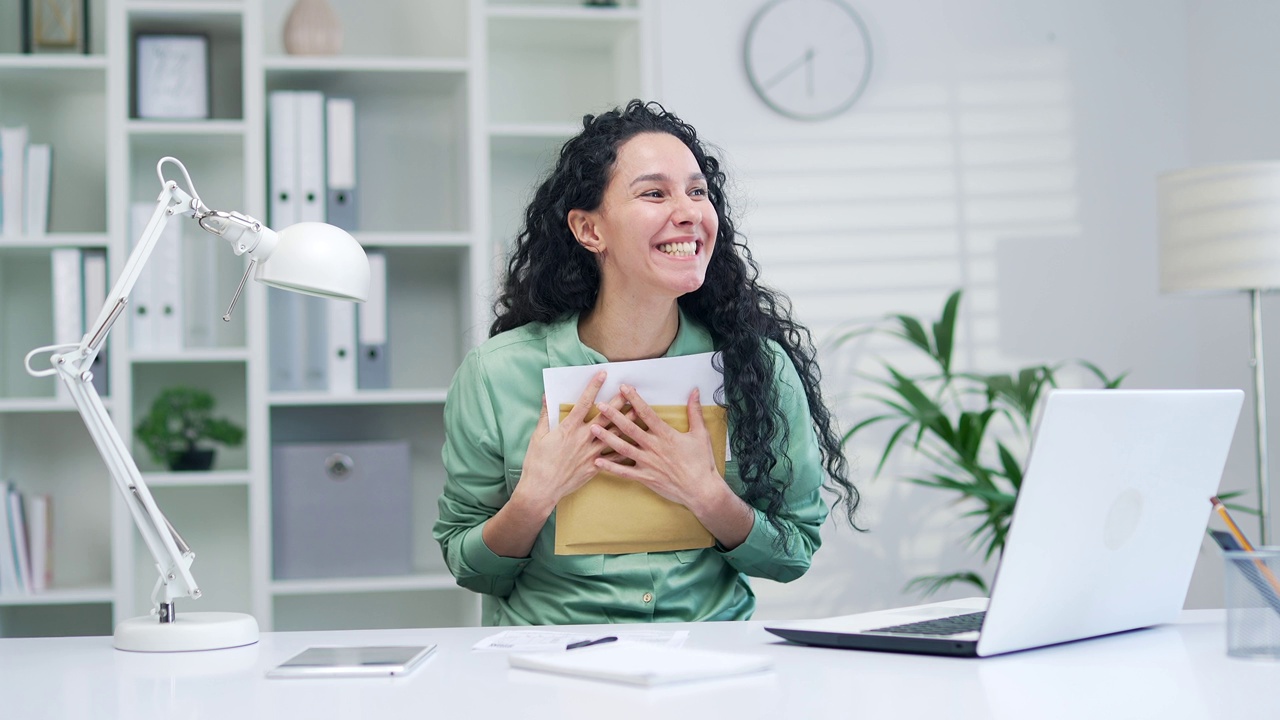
[508,643,773,686]
[473,629,688,652]
[544,352,727,555]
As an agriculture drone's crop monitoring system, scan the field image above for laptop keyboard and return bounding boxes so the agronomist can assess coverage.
[867,611,986,636]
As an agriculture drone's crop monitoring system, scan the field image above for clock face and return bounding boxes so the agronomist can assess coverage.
[744,0,873,121]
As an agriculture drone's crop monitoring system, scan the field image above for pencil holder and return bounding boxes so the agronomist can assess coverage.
[1223,548,1280,660]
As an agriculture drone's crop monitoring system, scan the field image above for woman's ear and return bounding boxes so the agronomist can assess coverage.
[567,209,604,254]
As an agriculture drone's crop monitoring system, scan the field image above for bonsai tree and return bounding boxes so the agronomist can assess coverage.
[836,290,1126,596]
[134,387,245,471]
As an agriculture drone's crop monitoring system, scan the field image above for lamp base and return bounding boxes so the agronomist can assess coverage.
[114,611,259,652]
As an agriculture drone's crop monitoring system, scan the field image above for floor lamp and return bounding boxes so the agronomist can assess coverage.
[1158,161,1280,546]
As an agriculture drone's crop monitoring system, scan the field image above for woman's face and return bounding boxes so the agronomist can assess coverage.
[574,131,719,302]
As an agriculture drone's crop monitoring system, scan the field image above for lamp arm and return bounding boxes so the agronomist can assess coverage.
[24,173,209,615]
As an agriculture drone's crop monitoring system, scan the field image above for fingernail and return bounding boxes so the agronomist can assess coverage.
[620,384,632,394]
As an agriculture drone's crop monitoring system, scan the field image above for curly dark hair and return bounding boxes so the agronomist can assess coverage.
[492,100,861,541]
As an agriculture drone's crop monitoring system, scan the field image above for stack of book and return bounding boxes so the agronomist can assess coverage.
[0,126,53,240]
[0,482,52,596]
[50,247,109,398]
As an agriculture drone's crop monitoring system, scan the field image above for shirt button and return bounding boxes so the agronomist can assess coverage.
[642,593,653,603]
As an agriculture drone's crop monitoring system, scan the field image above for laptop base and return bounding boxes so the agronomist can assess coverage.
[766,627,979,658]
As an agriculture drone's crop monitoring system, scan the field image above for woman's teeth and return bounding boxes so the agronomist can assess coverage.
[657,241,696,256]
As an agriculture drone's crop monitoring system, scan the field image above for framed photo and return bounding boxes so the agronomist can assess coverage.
[135,34,210,120]
[23,0,90,54]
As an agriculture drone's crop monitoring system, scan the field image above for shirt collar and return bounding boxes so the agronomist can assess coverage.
[546,305,713,368]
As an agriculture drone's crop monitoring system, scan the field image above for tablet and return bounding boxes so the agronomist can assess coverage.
[266,645,437,679]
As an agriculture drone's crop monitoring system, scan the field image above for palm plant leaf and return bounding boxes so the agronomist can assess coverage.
[836,289,1126,598]
[904,571,989,597]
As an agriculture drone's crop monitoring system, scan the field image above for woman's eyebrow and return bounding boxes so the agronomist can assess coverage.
[629,172,707,187]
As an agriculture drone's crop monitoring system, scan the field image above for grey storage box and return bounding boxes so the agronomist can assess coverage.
[272,440,413,580]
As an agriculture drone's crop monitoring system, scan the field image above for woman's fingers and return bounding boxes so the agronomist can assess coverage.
[563,370,607,425]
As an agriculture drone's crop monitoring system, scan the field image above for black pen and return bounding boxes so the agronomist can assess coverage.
[566,636,618,650]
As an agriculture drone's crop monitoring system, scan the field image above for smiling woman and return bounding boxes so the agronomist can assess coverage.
[433,100,862,626]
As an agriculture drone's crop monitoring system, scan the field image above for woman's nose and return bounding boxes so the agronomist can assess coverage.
[673,195,702,225]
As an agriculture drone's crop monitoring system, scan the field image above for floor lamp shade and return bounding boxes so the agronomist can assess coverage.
[1157,160,1280,546]
[1158,162,1280,293]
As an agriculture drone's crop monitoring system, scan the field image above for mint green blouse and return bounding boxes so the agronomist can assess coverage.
[433,310,830,625]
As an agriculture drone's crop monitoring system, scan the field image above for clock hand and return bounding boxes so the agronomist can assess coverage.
[763,47,816,91]
[806,48,814,97]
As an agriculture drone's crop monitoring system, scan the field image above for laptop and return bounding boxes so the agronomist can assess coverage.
[766,389,1243,657]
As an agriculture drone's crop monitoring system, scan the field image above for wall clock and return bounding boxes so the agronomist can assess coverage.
[743,0,873,121]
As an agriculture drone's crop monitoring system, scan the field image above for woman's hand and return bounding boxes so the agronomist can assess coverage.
[484,371,628,559]
[591,385,755,548]
[512,371,626,517]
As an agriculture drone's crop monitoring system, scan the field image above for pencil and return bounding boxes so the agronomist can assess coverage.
[1211,496,1256,551]
[1210,496,1280,600]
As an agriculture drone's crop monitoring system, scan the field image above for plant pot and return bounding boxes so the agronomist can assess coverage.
[170,449,216,472]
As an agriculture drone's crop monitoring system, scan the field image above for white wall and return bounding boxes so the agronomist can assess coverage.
[654,0,1277,619]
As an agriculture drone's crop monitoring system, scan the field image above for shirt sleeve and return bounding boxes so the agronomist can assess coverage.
[717,344,829,582]
[433,350,528,597]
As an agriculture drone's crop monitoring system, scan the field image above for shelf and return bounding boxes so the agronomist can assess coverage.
[0,55,107,75]
[0,586,114,607]
[487,5,642,23]
[0,398,111,414]
[0,233,110,249]
[489,122,579,139]
[488,8,641,50]
[271,573,458,596]
[131,348,251,364]
[126,1,245,16]
[268,389,449,407]
[264,56,468,74]
[127,119,247,136]
[354,231,472,248]
[142,470,252,487]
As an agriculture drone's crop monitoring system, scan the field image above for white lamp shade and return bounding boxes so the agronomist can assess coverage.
[1158,161,1280,293]
[255,221,370,301]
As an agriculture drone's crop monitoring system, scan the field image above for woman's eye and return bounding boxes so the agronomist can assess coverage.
[690,187,708,197]
[641,190,664,198]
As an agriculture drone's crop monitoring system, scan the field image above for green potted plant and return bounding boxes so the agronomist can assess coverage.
[837,290,1126,596]
[134,387,245,472]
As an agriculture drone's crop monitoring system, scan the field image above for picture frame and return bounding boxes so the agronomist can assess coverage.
[22,0,90,54]
[134,33,211,120]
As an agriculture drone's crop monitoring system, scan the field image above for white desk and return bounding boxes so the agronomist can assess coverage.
[2,610,1275,719]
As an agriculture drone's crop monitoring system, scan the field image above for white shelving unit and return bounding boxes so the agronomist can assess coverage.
[0,0,652,638]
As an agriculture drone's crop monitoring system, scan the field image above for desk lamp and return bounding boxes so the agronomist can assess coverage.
[24,157,369,651]
[1158,161,1280,545]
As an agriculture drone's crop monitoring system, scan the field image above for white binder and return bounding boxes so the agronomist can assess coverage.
[268,91,304,391]
[327,299,357,395]
[268,91,299,229]
[81,249,109,396]
[357,250,389,389]
[23,144,51,237]
[296,91,327,223]
[0,482,20,593]
[128,202,183,353]
[1,126,28,239]
[50,248,82,402]
[325,97,358,231]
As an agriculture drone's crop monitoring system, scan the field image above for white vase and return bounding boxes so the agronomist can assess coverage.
[283,0,344,56]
